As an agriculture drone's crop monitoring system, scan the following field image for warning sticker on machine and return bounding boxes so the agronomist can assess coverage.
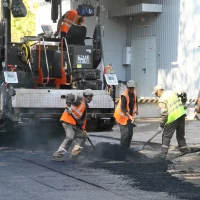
[104,74,118,85]
[77,64,82,68]
[4,72,18,83]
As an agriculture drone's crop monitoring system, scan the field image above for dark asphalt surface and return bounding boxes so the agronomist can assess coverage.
[0,121,199,200]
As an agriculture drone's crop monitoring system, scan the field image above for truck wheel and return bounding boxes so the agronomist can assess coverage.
[86,118,115,132]
[96,117,115,131]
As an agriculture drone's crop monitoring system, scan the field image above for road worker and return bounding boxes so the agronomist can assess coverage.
[114,80,138,148]
[152,85,190,159]
[54,9,84,38]
[194,89,200,120]
[52,89,93,161]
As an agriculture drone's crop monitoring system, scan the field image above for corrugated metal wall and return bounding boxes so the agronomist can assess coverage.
[68,0,200,98]
[125,0,200,98]
[70,0,181,85]
[177,0,200,98]
[70,0,127,81]
[0,1,2,20]
[126,0,180,88]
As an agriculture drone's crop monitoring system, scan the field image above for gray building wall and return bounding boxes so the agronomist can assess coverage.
[71,0,181,88]
[125,0,180,90]
[69,0,200,98]
[177,0,200,98]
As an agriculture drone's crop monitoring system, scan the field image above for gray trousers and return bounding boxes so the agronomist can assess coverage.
[161,115,187,154]
[55,122,86,156]
[119,120,134,148]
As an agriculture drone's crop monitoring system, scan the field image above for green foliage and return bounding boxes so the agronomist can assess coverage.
[11,0,38,42]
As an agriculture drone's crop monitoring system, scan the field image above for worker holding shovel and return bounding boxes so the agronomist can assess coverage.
[152,85,190,159]
[114,80,138,148]
[52,89,94,161]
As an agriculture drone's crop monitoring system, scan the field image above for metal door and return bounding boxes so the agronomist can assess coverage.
[131,37,156,97]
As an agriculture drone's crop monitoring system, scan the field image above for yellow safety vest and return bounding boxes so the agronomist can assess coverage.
[158,90,186,124]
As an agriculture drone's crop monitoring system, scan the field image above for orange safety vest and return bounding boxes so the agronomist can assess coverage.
[114,89,137,125]
[60,10,83,33]
[60,97,86,129]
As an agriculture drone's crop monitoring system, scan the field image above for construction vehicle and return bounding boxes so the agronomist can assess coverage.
[0,0,116,132]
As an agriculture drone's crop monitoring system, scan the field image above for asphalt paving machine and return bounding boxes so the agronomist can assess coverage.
[0,0,117,132]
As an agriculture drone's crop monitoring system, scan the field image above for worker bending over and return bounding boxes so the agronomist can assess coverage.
[114,80,138,148]
[152,85,190,159]
[54,9,84,38]
[52,89,93,161]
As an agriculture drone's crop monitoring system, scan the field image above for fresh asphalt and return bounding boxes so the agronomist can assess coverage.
[0,119,200,200]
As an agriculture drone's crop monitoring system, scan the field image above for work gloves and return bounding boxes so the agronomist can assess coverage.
[67,109,72,114]
[84,131,89,137]
[157,126,164,133]
[65,108,72,114]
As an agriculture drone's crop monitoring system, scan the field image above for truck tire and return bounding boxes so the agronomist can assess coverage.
[86,117,115,132]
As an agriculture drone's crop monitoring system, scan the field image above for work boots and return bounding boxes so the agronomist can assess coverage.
[194,115,199,120]
[180,147,190,156]
[52,148,67,162]
[69,145,84,161]
[71,145,83,156]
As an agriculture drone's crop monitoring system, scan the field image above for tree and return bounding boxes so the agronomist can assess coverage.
[11,0,38,42]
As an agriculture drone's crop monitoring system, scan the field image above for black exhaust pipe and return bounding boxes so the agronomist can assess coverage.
[51,0,60,23]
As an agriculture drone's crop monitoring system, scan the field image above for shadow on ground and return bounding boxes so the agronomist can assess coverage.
[0,123,64,151]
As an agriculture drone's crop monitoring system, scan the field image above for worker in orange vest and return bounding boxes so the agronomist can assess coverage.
[52,89,93,161]
[54,9,84,38]
[114,80,138,148]
[194,89,200,120]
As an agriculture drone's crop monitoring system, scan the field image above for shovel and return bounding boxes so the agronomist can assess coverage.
[131,118,137,127]
[135,100,193,152]
[85,131,96,150]
[184,100,195,109]
[135,130,162,152]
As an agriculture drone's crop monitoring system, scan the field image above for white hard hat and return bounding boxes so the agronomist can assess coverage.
[83,89,94,96]
[152,85,164,94]
[127,80,136,88]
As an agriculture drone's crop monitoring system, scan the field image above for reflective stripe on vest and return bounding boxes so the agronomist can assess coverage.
[63,15,79,27]
[60,10,80,33]
[114,89,137,125]
[159,91,186,124]
[71,98,86,120]
[60,97,86,125]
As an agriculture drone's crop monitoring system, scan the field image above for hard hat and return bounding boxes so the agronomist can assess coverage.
[127,80,136,88]
[152,85,164,94]
[83,89,94,96]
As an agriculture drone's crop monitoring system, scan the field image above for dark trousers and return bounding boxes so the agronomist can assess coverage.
[119,120,134,148]
[161,115,187,154]
[61,32,67,39]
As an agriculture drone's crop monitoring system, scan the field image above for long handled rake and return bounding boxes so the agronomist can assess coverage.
[136,131,162,152]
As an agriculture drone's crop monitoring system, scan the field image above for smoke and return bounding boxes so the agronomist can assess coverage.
[83,142,152,162]
[0,120,65,151]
